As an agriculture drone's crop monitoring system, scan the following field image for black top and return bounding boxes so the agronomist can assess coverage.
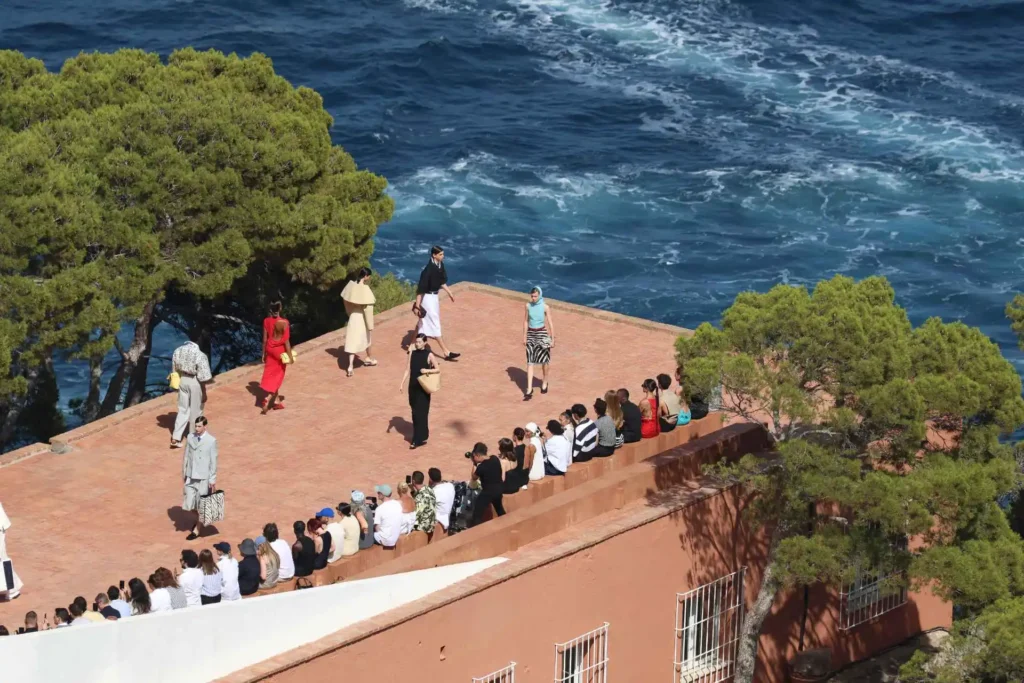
[475,455,504,495]
[409,348,431,395]
[238,555,261,596]
[292,536,317,577]
[503,445,529,494]
[417,259,448,295]
[621,400,643,443]
[313,531,332,570]
[100,606,121,620]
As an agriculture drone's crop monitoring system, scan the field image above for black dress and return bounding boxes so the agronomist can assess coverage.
[503,445,529,494]
[293,536,317,577]
[313,531,332,570]
[409,348,432,446]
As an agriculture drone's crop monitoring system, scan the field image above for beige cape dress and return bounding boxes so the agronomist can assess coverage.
[342,280,376,354]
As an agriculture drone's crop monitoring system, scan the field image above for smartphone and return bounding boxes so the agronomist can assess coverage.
[119,579,125,590]
[92,602,98,612]
[405,474,412,484]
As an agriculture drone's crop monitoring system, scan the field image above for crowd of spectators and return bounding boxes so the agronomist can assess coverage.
[0,371,710,636]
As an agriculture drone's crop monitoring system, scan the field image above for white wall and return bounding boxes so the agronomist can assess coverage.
[0,558,506,682]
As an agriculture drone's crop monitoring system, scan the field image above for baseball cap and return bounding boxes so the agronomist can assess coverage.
[317,507,335,518]
[255,535,267,546]
[351,490,365,504]
[374,484,392,497]
[213,541,231,553]
[525,422,540,435]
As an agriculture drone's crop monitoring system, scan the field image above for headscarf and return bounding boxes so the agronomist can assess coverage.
[529,286,544,309]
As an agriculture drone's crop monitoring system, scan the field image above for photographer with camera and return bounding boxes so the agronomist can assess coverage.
[468,442,506,527]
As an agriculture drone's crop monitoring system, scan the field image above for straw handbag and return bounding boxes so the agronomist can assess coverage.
[417,372,441,394]
[281,350,297,365]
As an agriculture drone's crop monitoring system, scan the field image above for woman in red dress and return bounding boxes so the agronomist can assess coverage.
[261,302,293,414]
[639,378,661,439]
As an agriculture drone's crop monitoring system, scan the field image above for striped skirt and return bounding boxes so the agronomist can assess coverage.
[526,327,551,366]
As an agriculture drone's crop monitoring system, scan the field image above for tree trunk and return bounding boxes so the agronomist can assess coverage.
[0,365,41,447]
[123,308,159,408]
[735,538,782,683]
[98,299,157,418]
[79,354,104,422]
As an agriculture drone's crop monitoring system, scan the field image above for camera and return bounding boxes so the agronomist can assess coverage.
[464,451,474,459]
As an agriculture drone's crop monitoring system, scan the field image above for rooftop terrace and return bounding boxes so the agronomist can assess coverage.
[0,282,685,625]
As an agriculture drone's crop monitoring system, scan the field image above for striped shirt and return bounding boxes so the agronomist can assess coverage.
[572,418,598,460]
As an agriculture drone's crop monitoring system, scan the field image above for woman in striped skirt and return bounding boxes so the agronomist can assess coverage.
[523,286,555,401]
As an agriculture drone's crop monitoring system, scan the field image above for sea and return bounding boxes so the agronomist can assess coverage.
[4,0,1024,435]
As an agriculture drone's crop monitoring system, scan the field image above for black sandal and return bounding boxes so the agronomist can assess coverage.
[541,383,549,394]
[523,391,533,401]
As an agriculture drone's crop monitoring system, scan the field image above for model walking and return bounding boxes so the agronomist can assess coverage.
[341,267,378,377]
[0,501,23,600]
[400,334,441,449]
[170,340,212,448]
[522,286,554,400]
[413,246,460,361]
[260,307,293,414]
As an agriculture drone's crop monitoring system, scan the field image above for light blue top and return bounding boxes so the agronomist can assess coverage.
[527,287,546,328]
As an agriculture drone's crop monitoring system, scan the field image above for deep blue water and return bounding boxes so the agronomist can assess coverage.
[4,0,1024,428]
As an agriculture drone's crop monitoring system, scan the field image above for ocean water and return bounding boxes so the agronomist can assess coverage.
[4,0,1024,426]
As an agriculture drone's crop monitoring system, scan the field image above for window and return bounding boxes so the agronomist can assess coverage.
[674,568,745,683]
[554,623,609,683]
[839,566,907,630]
[473,661,516,683]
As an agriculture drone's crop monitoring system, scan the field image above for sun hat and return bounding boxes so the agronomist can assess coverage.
[239,539,257,556]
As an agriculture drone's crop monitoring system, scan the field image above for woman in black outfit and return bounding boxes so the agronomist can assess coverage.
[503,429,530,494]
[400,333,440,449]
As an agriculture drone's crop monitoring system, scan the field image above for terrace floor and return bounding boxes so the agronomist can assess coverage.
[0,283,683,626]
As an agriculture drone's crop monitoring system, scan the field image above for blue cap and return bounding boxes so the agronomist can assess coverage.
[255,535,267,546]
[374,484,392,497]
[317,507,335,518]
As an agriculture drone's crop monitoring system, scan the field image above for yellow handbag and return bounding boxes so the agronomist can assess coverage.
[281,350,296,365]
[168,371,181,390]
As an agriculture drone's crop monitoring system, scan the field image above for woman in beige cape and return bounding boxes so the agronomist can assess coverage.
[341,267,377,377]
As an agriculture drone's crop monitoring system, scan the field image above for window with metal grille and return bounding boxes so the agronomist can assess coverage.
[674,568,746,683]
[839,566,907,630]
[473,661,516,683]
[554,622,610,683]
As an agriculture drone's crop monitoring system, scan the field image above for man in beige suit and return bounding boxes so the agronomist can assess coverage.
[182,416,218,540]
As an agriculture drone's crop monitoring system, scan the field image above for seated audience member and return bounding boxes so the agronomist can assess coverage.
[503,429,531,493]
[308,518,332,570]
[264,523,296,581]
[657,373,687,431]
[542,420,571,476]
[525,423,545,481]
[214,542,241,602]
[75,595,104,623]
[291,521,317,578]
[0,626,7,636]
[147,574,172,613]
[559,410,576,449]
[330,503,360,560]
[127,580,150,616]
[237,538,261,596]
[498,437,517,481]
[198,549,222,605]
[373,484,403,547]
[315,507,334,528]
[53,606,72,627]
[257,537,280,591]
[592,399,617,457]
[604,391,626,448]
[470,442,506,526]
[95,593,120,621]
[677,366,714,419]
[107,587,131,618]
[350,491,375,551]
[397,482,417,536]
[68,598,92,626]
[429,469,456,532]
[570,404,598,462]
[22,611,39,633]
[640,378,661,439]
[616,388,642,443]
[155,567,187,609]
[411,471,437,533]
[179,549,204,607]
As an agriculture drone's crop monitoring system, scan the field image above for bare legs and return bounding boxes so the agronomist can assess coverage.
[524,363,550,399]
[346,345,377,377]
[261,391,281,414]
[430,335,452,358]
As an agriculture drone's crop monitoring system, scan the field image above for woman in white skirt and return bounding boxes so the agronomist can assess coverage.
[413,246,460,361]
[0,501,23,600]
[341,267,378,377]
[522,286,555,401]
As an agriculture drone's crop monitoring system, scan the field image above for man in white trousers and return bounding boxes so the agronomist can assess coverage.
[170,340,212,449]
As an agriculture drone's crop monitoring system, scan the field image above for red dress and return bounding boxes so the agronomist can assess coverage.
[260,317,290,393]
[640,397,661,439]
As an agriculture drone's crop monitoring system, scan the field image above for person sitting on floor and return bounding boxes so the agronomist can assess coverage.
[542,420,571,476]
[373,484,403,548]
[291,521,316,578]
[592,399,617,457]
[570,404,598,462]
[617,388,643,443]
[237,539,261,597]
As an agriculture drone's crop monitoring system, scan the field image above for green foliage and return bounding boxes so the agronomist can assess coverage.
[369,272,417,315]
[1006,294,1024,351]
[0,48,394,445]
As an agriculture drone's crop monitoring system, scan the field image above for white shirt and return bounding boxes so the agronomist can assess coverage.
[373,499,403,547]
[179,567,204,607]
[218,557,241,601]
[271,539,295,580]
[432,482,455,529]
[544,434,571,473]
[149,587,173,613]
[528,437,545,481]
